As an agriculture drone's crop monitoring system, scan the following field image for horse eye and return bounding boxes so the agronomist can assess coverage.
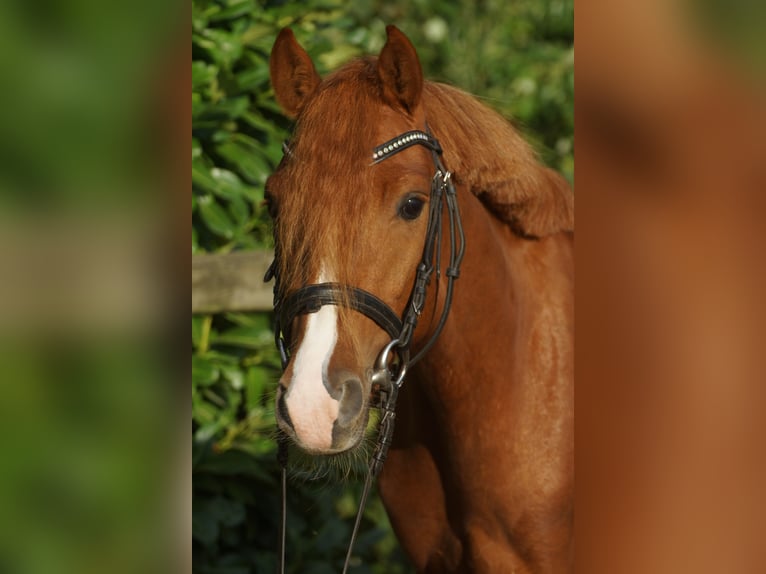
[398,196,425,221]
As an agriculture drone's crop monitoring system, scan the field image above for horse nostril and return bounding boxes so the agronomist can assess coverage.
[336,378,364,428]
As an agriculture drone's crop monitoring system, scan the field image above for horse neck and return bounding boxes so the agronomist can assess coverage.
[414,185,574,441]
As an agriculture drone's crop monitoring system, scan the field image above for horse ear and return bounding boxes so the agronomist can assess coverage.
[377,25,423,114]
[270,28,321,118]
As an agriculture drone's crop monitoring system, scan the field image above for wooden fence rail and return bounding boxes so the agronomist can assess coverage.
[192,250,274,313]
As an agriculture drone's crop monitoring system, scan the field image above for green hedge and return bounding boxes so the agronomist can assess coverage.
[192,1,572,572]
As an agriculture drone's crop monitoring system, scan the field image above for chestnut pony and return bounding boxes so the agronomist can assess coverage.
[267,26,573,573]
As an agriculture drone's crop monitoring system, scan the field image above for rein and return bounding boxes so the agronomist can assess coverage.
[265,127,465,573]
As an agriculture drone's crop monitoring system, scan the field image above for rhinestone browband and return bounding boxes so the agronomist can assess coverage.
[372,130,442,163]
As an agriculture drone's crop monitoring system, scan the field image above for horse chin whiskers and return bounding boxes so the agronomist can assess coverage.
[286,407,380,483]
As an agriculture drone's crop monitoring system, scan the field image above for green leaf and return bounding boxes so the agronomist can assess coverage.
[223,481,256,506]
[194,421,225,443]
[241,22,278,47]
[192,315,204,348]
[199,350,240,364]
[211,325,273,349]
[206,95,250,120]
[196,449,275,483]
[192,61,218,91]
[223,312,272,329]
[191,0,209,32]
[221,365,244,390]
[314,519,351,555]
[193,29,244,70]
[234,63,270,92]
[240,109,277,133]
[192,504,220,545]
[198,194,236,239]
[216,134,272,184]
[207,167,250,201]
[192,390,218,425]
[244,366,271,411]
[211,496,246,527]
[227,194,250,228]
[192,355,220,387]
[253,97,285,116]
[192,157,218,194]
[208,0,255,23]
[191,92,205,117]
[350,526,387,555]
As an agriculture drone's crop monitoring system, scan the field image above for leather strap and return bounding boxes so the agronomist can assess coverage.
[278,282,404,343]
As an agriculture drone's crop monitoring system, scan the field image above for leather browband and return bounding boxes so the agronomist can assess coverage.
[372,130,442,164]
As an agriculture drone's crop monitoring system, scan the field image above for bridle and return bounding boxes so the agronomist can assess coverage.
[267,127,465,572]
[265,126,465,573]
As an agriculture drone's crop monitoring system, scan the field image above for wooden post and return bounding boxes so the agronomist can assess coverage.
[192,250,274,313]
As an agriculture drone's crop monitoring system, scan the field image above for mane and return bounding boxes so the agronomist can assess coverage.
[274,57,573,303]
[422,82,574,238]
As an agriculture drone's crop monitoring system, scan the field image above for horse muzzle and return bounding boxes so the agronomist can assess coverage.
[276,367,370,454]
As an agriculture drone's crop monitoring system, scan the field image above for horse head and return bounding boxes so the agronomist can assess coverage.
[267,26,441,454]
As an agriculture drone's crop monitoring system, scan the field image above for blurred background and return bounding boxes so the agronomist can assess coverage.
[191,1,572,572]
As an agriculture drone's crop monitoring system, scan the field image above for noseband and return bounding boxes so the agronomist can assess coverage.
[266,127,465,573]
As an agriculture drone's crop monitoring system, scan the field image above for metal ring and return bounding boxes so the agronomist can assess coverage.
[375,338,408,388]
[374,338,399,371]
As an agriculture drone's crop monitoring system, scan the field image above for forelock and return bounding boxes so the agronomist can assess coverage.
[275,58,383,295]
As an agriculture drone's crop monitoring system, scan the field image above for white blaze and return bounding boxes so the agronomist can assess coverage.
[284,270,339,451]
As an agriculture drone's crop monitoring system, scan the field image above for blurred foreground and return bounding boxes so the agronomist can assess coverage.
[576,0,765,572]
[0,1,185,573]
